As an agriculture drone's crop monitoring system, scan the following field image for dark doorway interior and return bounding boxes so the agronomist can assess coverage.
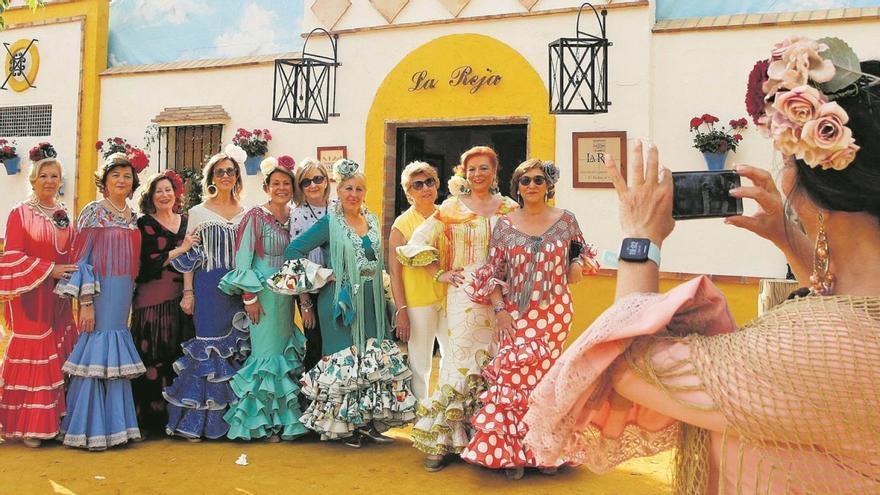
[394,124,527,218]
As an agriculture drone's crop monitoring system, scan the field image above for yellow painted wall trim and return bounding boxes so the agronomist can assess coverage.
[4,0,109,214]
[365,33,555,220]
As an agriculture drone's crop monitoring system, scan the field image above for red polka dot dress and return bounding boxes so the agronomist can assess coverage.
[461,211,599,469]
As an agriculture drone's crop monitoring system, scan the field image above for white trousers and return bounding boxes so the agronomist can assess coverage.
[406,303,448,401]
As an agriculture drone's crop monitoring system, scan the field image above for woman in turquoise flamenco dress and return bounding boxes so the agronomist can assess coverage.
[284,159,416,448]
[218,156,308,441]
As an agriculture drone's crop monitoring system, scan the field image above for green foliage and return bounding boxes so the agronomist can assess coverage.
[693,129,741,154]
[0,0,44,30]
[179,168,204,212]
[817,37,862,94]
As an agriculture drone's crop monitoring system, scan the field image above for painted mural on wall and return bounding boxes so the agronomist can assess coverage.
[108,0,304,66]
[657,0,880,20]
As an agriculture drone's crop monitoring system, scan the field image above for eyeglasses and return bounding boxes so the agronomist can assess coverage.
[518,176,547,186]
[213,167,238,178]
[299,175,326,188]
[411,177,437,191]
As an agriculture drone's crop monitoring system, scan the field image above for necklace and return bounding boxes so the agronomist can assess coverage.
[106,198,129,214]
[26,200,70,255]
[305,201,326,220]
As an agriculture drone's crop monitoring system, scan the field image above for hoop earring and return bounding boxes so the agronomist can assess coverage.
[489,176,499,195]
[206,184,218,198]
[809,212,835,296]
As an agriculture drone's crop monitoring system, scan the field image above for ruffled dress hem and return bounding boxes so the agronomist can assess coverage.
[300,338,417,440]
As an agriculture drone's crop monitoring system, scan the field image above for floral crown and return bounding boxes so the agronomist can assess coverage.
[29,142,57,163]
[163,170,184,197]
[746,36,878,171]
[332,159,361,182]
[260,155,296,179]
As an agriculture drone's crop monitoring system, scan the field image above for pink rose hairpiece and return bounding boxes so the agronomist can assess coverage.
[745,36,878,171]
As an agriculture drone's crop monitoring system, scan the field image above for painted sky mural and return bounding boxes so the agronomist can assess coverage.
[108,0,304,66]
[657,0,880,20]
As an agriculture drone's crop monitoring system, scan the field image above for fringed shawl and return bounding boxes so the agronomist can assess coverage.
[328,205,386,352]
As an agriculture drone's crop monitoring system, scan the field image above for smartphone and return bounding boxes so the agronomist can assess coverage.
[672,170,743,220]
[569,240,583,262]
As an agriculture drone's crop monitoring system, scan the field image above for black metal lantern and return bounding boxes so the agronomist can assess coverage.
[272,28,339,124]
[548,3,611,114]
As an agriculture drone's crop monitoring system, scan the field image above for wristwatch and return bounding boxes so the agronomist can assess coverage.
[619,238,661,266]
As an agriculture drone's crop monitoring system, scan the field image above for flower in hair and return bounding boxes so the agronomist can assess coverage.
[447,175,470,197]
[97,137,149,173]
[163,170,185,196]
[541,161,560,185]
[29,142,57,162]
[333,159,360,182]
[260,156,278,176]
[223,143,248,166]
[278,155,295,171]
[748,35,865,170]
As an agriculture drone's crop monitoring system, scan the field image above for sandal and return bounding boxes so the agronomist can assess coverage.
[342,433,362,448]
[358,425,394,444]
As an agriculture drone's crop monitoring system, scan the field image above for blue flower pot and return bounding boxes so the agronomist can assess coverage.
[703,152,728,171]
[244,154,263,175]
[3,155,21,175]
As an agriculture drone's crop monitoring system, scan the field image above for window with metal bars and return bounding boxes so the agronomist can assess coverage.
[0,104,52,137]
[157,124,224,172]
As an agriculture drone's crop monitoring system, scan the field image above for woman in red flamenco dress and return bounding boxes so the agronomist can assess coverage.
[461,159,599,479]
[0,143,78,447]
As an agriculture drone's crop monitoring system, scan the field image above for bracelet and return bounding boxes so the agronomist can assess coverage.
[182,288,194,293]
[433,269,446,282]
[80,301,94,307]
[243,297,258,306]
[300,301,314,310]
[394,305,408,319]
[492,302,505,314]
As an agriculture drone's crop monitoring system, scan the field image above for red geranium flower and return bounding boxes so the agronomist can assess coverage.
[95,140,103,150]
[113,137,124,145]
[701,113,719,124]
[128,148,149,173]
[734,134,743,142]
[745,59,770,125]
[690,117,703,129]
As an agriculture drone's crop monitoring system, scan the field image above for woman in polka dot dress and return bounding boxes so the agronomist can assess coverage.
[461,159,599,479]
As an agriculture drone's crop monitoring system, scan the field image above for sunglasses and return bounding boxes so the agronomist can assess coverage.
[411,177,437,191]
[213,167,238,178]
[518,175,547,186]
[299,175,326,188]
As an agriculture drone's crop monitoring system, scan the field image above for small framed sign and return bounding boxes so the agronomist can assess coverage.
[317,146,347,179]
[572,131,627,188]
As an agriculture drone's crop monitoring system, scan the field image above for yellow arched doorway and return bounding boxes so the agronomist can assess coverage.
[364,33,555,227]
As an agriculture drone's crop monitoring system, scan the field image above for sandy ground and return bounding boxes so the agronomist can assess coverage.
[0,431,672,495]
[1,323,672,495]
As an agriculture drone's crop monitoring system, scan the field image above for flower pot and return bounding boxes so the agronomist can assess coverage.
[3,156,21,175]
[702,151,728,171]
[244,154,263,175]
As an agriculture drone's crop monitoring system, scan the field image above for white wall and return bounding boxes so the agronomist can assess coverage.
[99,4,880,278]
[0,20,82,234]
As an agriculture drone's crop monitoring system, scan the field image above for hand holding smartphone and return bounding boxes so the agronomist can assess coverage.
[672,170,743,220]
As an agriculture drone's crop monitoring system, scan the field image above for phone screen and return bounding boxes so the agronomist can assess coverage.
[672,170,743,220]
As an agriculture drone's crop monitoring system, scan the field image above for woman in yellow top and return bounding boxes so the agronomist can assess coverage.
[388,161,447,402]
[398,146,518,471]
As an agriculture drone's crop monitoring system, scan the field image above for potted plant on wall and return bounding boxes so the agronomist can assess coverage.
[0,139,20,175]
[233,128,272,175]
[689,114,748,170]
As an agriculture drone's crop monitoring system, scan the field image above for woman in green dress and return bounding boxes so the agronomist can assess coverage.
[284,159,416,448]
[218,156,308,441]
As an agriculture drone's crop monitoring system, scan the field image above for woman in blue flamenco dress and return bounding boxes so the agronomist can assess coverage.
[218,156,308,442]
[163,145,250,440]
[56,153,147,450]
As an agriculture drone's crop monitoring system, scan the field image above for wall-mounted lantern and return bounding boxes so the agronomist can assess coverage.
[272,28,339,124]
[548,3,611,114]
